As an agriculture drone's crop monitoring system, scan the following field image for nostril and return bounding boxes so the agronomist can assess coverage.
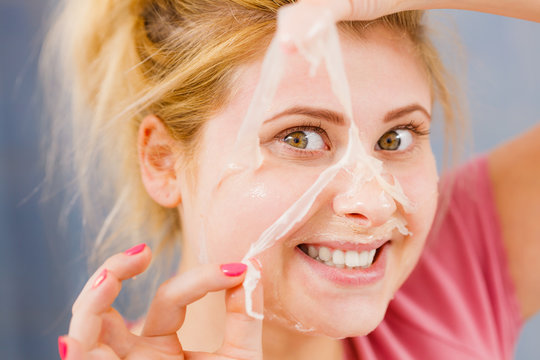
[345,213,370,226]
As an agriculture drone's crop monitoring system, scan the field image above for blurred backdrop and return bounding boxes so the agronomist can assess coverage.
[1,0,539,359]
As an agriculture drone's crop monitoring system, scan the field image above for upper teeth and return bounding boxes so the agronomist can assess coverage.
[303,245,377,269]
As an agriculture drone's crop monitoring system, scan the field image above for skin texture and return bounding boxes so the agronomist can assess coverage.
[61,1,540,360]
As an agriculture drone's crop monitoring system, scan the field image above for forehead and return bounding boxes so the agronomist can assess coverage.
[229,25,431,123]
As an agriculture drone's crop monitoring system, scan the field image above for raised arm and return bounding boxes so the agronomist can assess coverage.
[300,0,540,22]
[489,124,540,320]
[405,0,540,22]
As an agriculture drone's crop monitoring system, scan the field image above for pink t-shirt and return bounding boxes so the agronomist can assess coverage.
[344,156,523,359]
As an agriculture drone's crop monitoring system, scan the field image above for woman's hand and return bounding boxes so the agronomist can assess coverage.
[278,0,539,51]
[58,244,263,360]
[292,0,540,23]
[276,0,402,63]
[294,0,402,21]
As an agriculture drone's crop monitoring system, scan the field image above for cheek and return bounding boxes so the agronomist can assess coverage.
[201,164,324,263]
[393,153,439,279]
[393,146,439,222]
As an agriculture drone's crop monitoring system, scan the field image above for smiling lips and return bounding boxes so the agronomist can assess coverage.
[296,240,389,286]
[297,237,389,269]
[298,244,378,269]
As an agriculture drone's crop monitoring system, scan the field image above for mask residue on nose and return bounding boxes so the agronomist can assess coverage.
[215,11,415,320]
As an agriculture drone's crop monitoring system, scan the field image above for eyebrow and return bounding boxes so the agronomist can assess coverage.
[264,106,346,125]
[384,104,431,123]
[264,103,431,125]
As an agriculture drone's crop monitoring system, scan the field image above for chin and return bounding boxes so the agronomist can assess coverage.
[311,307,388,338]
[262,267,394,339]
[264,294,391,339]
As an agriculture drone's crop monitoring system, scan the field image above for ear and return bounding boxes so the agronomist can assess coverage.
[138,114,183,208]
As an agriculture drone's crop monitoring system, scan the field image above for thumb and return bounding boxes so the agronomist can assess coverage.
[218,276,263,360]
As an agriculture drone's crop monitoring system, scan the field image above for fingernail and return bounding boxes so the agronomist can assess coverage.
[220,263,247,277]
[92,269,107,289]
[124,243,146,256]
[58,336,67,360]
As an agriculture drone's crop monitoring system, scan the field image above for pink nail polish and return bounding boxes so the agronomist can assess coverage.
[92,269,107,289]
[220,263,247,277]
[124,243,146,256]
[58,336,67,360]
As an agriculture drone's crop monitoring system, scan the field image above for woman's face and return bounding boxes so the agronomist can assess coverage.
[178,27,438,338]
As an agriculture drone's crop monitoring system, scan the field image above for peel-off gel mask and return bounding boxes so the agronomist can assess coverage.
[214,8,415,320]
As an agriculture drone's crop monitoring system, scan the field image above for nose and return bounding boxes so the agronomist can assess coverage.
[332,177,397,228]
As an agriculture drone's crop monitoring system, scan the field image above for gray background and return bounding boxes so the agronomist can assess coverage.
[1,1,538,359]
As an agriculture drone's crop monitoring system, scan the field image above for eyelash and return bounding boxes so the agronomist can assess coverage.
[388,120,430,137]
[276,121,327,137]
[274,121,331,156]
[374,120,430,154]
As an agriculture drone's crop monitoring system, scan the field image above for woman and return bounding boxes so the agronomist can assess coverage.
[48,0,540,358]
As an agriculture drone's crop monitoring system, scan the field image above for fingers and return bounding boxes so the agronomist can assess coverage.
[298,0,400,21]
[69,244,151,351]
[298,0,352,20]
[141,263,248,337]
[217,273,263,360]
[98,308,138,357]
[72,244,151,314]
[58,336,120,360]
[58,336,83,360]
[277,1,337,67]
[277,2,334,44]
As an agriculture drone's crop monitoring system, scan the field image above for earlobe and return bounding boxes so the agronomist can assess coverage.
[138,115,183,208]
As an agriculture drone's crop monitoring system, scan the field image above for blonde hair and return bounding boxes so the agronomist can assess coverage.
[41,0,460,270]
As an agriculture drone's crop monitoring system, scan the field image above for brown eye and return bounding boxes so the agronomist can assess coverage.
[378,131,401,150]
[284,131,308,149]
[283,130,325,150]
[376,129,413,151]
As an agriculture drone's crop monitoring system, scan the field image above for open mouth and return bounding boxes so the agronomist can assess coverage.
[297,243,386,270]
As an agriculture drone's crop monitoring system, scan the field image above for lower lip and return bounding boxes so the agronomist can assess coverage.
[294,243,389,287]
